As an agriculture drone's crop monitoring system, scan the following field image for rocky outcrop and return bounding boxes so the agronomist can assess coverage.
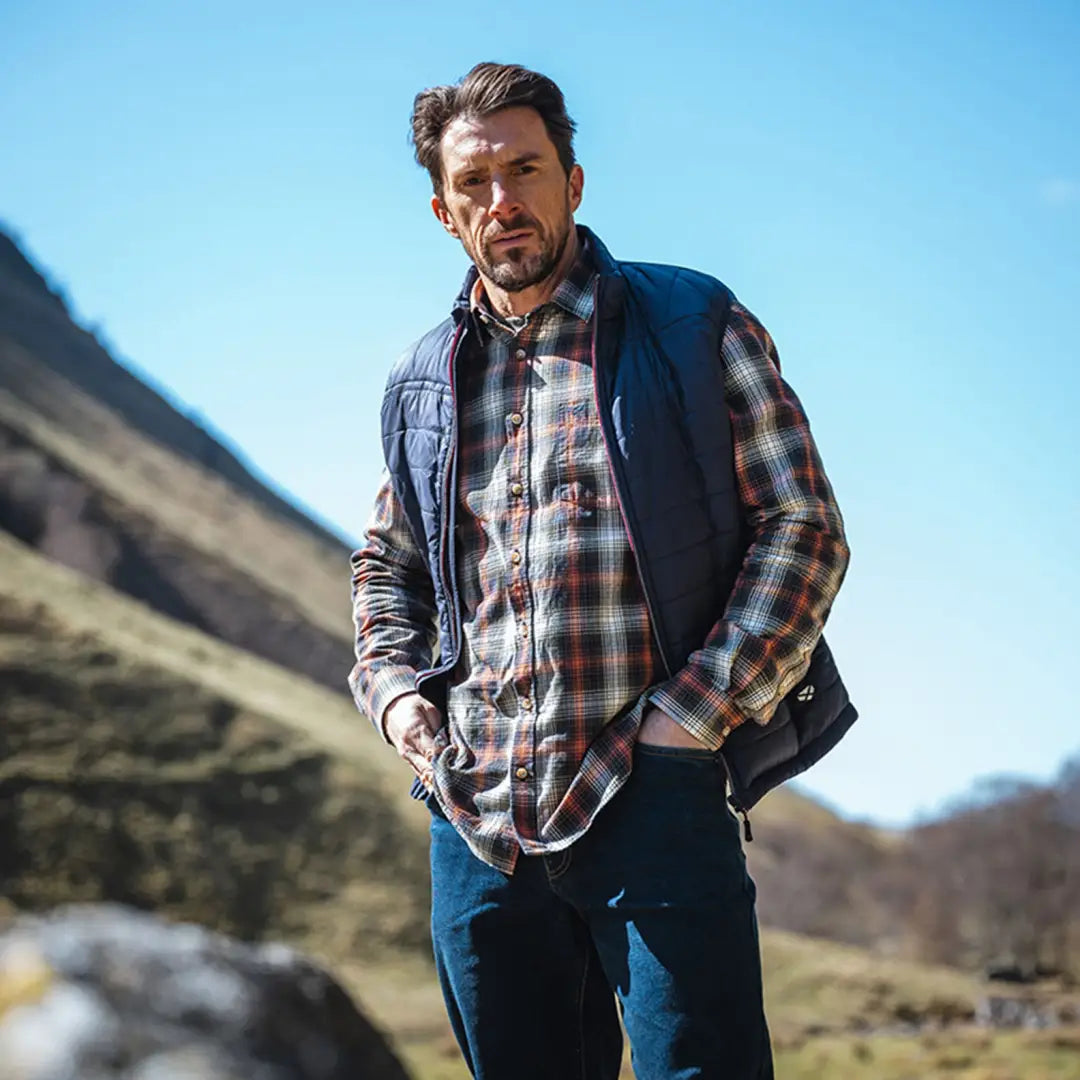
[0,903,412,1080]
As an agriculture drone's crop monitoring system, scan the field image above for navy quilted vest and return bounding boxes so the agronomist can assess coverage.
[379,228,857,812]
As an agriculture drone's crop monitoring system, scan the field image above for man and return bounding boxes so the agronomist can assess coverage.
[350,62,855,1080]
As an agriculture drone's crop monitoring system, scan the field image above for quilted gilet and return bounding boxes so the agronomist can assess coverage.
[379,228,857,812]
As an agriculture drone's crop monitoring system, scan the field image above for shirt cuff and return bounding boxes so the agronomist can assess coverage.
[359,666,420,745]
[647,666,748,750]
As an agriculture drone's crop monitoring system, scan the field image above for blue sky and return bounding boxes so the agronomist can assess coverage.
[2,0,1078,826]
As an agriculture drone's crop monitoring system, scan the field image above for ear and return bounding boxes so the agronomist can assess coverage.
[568,164,584,214]
[431,194,460,238]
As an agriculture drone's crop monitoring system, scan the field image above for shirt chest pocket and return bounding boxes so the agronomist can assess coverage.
[553,400,604,513]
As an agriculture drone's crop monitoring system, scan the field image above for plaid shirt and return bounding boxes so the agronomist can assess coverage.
[350,244,849,872]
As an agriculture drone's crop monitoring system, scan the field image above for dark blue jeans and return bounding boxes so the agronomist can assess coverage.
[428,744,774,1079]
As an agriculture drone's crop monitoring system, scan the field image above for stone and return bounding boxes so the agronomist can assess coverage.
[0,904,411,1080]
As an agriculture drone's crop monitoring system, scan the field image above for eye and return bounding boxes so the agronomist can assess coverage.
[514,164,537,176]
[461,176,485,188]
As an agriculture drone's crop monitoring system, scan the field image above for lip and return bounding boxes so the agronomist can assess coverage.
[490,230,534,246]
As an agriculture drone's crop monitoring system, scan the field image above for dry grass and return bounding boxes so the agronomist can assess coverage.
[343,945,1079,1080]
[774,1028,1080,1079]
[762,928,979,1041]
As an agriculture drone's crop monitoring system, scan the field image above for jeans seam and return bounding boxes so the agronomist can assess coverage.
[576,938,590,1080]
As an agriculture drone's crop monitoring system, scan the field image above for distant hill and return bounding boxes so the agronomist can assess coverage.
[744,786,907,955]
[0,230,346,549]
[0,228,356,693]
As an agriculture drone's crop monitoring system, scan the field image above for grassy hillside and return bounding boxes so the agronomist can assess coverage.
[0,362,349,645]
[0,531,431,960]
[348,932,1080,1080]
[0,354,357,693]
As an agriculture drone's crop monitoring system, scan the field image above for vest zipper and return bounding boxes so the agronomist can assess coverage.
[440,320,466,665]
[589,277,673,678]
[718,753,753,843]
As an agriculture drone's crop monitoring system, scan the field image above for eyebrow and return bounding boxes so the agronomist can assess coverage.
[452,151,545,179]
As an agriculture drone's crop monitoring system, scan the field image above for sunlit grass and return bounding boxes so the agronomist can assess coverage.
[775,1028,1080,1080]
[346,945,1080,1080]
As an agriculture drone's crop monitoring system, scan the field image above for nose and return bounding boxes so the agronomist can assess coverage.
[489,176,521,219]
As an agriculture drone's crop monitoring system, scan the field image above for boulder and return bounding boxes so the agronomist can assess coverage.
[0,904,412,1080]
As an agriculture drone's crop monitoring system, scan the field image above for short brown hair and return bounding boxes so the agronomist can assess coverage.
[411,62,577,197]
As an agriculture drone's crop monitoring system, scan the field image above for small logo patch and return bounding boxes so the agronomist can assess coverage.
[796,684,815,703]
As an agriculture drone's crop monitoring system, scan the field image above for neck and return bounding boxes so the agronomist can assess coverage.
[479,228,580,318]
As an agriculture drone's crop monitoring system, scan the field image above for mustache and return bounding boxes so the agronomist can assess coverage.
[485,215,540,243]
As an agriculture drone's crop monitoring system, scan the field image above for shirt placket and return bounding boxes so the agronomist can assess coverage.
[502,322,540,842]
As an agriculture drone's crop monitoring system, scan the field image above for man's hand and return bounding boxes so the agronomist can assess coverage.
[384,692,446,788]
[637,705,711,749]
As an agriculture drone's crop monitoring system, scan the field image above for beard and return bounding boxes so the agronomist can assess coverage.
[470,204,573,293]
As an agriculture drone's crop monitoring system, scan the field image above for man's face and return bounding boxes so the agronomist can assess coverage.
[432,106,584,293]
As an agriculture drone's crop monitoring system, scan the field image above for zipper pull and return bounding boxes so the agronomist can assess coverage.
[722,758,752,842]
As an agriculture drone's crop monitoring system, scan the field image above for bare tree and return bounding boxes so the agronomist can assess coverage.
[904,762,1080,977]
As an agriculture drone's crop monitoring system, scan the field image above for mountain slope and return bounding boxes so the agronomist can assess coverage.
[0,228,357,694]
[0,530,431,960]
[0,230,344,549]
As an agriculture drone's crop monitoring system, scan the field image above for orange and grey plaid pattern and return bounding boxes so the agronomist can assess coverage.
[350,247,849,872]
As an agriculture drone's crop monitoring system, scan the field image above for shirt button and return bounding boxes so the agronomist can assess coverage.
[510,550,522,565]
[515,766,530,780]
[515,348,527,360]
[510,412,523,427]
[510,482,524,497]
[521,697,532,711]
